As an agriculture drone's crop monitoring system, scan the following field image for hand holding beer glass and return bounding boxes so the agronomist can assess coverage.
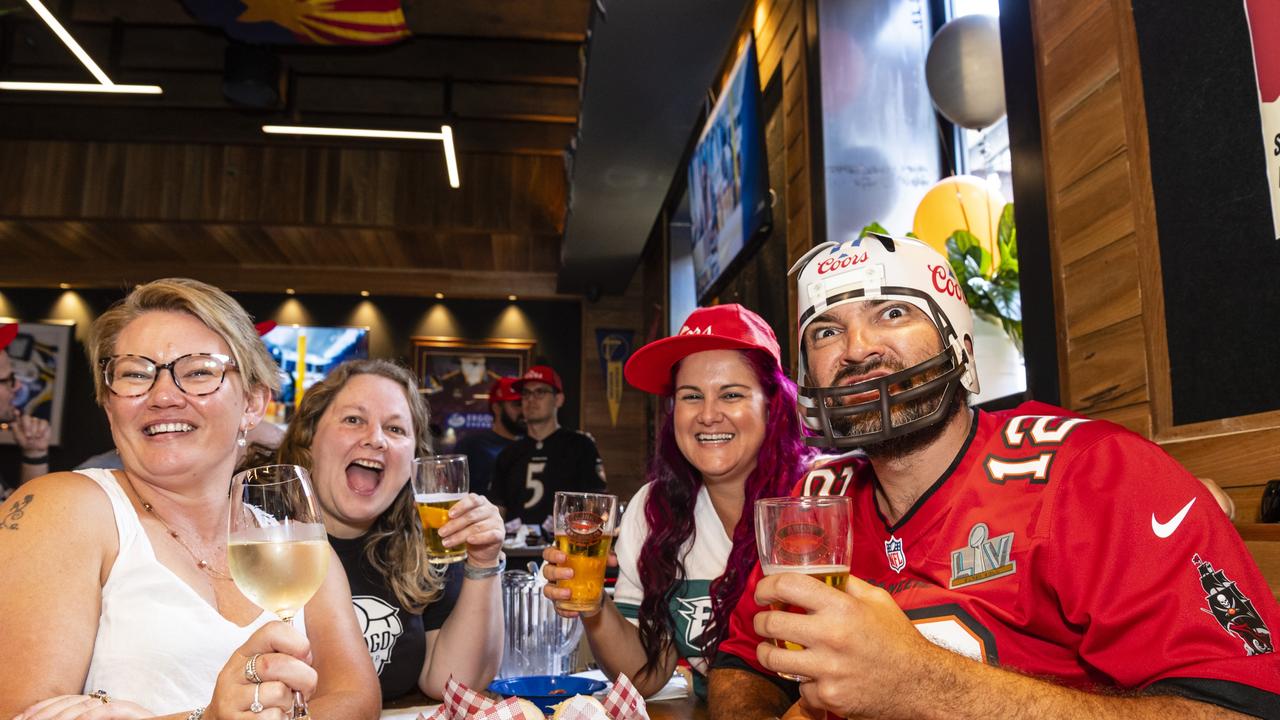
[551,491,618,613]
[754,495,852,680]
[413,455,469,565]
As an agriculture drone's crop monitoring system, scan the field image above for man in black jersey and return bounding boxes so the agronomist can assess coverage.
[487,365,606,526]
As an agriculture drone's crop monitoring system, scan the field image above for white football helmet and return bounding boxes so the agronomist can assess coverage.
[790,233,980,448]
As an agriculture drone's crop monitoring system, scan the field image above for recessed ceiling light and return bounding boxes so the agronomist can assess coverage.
[360,290,370,297]
[285,288,296,295]
[58,282,70,289]
[262,124,459,188]
[434,292,445,300]
[508,295,518,302]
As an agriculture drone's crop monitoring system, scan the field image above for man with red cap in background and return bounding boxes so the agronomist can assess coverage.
[456,376,526,498]
[0,323,51,496]
[487,364,606,528]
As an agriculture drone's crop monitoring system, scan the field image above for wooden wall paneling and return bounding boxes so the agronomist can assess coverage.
[1037,1,1118,124]
[1034,0,1103,56]
[1160,429,1280,491]
[1046,76,1126,190]
[1064,315,1148,413]
[1061,233,1141,339]
[581,280,646,503]
[1091,402,1153,439]
[1052,153,1135,267]
[1111,0,1172,441]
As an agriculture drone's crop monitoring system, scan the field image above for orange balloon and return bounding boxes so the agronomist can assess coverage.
[912,175,1006,275]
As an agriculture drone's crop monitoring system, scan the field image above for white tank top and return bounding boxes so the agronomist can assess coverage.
[79,468,285,714]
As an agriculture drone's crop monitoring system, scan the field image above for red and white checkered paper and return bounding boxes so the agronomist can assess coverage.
[422,674,648,720]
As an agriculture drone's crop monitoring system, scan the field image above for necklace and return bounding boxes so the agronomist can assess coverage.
[123,472,231,580]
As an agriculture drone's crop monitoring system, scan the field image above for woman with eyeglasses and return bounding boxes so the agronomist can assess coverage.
[269,359,505,702]
[0,279,379,720]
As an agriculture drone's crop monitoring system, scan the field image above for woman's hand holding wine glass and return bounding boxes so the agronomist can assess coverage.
[228,464,330,719]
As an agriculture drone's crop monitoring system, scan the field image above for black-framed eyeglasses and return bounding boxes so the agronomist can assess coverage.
[99,353,238,398]
[0,374,14,389]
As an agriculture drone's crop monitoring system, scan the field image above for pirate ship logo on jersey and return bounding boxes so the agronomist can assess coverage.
[774,522,831,564]
[1193,554,1273,655]
[884,535,907,573]
[566,512,604,545]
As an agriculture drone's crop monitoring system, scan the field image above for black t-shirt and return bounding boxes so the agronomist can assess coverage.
[455,429,515,498]
[330,533,463,701]
[487,428,606,525]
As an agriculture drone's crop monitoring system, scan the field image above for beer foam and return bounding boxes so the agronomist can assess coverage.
[415,492,465,504]
[760,563,849,577]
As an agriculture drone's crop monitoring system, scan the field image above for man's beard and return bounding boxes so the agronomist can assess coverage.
[498,407,526,436]
[826,357,965,460]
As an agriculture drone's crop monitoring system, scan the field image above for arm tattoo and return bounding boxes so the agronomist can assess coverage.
[2,494,33,529]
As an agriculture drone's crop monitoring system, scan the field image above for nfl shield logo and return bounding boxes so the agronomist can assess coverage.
[884,535,906,573]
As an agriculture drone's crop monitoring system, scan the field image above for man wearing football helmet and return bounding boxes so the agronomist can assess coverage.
[709,235,1279,720]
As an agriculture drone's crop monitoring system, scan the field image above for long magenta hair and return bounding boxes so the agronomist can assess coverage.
[635,348,814,673]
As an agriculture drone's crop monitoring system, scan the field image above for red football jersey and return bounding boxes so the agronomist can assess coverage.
[715,402,1280,714]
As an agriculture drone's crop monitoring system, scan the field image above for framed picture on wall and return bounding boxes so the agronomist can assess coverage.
[0,320,74,447]
[412,336,535,452]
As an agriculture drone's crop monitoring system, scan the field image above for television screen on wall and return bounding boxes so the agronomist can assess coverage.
[261,325,368,421]
[688,34,772,304]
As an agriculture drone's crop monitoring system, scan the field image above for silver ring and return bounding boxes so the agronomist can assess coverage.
[89,690,111,704]
[250,682,263,713]
[244,653,264,684]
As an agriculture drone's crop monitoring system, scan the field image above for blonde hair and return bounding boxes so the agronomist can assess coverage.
[274,359,444,611]
[88,278,280,405]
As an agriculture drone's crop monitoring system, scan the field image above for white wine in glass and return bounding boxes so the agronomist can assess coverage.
[229,464,329,720]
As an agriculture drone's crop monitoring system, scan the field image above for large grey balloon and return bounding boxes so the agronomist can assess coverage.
[925,14,1006,130]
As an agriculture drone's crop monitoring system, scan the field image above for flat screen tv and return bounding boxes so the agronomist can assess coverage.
[261,325,369,421]
[688,33,772,304]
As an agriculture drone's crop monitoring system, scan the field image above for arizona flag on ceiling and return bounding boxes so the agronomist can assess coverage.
[182,0,411,45]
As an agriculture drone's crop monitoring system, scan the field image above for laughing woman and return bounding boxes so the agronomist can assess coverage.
[273,359,504,702]
[541,304,814,698]
[0,278,378,720]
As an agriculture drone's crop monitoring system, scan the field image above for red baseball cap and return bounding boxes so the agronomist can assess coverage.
[255,320,278,336]
[488,376,522,402]
[0,323,16,352]
[624,304,781,396]
[513,365,563,393]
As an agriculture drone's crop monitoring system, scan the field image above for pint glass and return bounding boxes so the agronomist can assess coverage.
[754,495,852,679]
[552,491,618,612]
[413,455,469,565]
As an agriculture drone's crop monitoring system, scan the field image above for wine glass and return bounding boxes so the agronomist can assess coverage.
[228,464,329,719]
[754,495,852,681]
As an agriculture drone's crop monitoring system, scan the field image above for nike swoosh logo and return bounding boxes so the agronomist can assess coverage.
[1152,498,1196,538]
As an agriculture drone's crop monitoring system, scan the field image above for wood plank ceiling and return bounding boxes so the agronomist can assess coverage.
[0,0,590,298]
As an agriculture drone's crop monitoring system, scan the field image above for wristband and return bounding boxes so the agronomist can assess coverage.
[21,454,48,465]
[464,552,506,580]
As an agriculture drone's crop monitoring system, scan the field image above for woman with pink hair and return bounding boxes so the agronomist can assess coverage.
[542,304,813,698]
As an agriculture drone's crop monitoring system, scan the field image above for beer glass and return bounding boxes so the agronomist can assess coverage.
[552,491,618,612]
[413,455,469,565]
[754,495,852,680]
[228,464,329,719]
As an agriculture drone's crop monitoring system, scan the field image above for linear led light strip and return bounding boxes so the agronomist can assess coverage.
[263,124,461,188]
[0,0,162,94]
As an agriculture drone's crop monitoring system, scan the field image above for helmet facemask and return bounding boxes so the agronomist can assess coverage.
[792,235,979,450]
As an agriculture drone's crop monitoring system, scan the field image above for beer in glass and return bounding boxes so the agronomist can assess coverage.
[553,491,618,612]
[755,495,852,678]
[412,455,469,564]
